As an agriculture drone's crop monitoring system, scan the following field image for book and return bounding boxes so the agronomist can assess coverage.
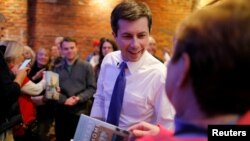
[44,71,59,100]
[73,114,130,141]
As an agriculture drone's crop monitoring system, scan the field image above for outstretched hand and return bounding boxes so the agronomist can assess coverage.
[32,68,46,80]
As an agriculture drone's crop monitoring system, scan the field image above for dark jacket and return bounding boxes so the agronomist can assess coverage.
[0,45,22,133]
[28,61,55,120]
[53,57,96,115]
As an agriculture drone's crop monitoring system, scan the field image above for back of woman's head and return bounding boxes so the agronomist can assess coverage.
[0,40,24,63]
[173,0,250,116]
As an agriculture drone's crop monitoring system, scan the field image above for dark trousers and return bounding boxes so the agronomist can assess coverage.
[55,111,80,141]
[37,118,54,141]
[14,134,38,141]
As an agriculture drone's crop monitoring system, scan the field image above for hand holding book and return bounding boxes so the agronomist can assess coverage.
[73,114,130,141]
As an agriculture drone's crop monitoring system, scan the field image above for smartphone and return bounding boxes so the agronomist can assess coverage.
[19,59,31,69]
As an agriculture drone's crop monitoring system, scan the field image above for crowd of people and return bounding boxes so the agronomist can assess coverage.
[1,0,250,141]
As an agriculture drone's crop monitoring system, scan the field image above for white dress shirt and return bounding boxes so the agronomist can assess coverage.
[91,51,175,129]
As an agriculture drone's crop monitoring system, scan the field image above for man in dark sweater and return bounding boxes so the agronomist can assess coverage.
[53,37,96,141]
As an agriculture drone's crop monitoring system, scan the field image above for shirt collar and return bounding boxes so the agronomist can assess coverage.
[119,51,148,74]
[63,55,79,66]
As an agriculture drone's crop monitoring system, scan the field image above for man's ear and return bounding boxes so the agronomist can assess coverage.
[177,53,190,87]
[112,32,117,38]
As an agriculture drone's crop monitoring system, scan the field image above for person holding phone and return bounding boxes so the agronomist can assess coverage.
[0,40,29,141]
[13,58,48,141]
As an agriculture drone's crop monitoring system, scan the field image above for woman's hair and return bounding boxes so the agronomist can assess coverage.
[94,38,118,80]
[0,40,24,64]
[24,45,36,66]
[172,0,250,116]
[34,47,51,68]
[97,38,118,70]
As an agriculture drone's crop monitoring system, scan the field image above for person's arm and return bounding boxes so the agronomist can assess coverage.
[31,68,45,81]
[129,122,173,141]
[75,63,96,103]
[21,77,46,96]
[1,78,21,108]
[0,53,27,106]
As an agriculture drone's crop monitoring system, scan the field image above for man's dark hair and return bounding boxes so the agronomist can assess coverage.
[60,37,77,48]
[111,0,152,36]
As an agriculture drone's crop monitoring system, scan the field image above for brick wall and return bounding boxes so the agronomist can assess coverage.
[0,0,196,60]
[0,0,28,44]
[146,0,193,59]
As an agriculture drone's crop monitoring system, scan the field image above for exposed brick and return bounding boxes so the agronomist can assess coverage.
[0,0,199,60]
[0,0,28,43]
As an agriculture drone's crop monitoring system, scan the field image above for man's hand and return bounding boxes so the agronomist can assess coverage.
[64,96,80,106]
[128,121,160,138]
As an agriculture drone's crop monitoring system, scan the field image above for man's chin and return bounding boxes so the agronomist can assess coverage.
[128,56,142,62]
[129,52,144,62]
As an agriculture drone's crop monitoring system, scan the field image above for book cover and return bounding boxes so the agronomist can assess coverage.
[73,114,130,141]
[44,71,59,100]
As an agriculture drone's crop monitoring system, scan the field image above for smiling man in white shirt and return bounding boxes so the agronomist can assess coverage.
[90,0,175,130]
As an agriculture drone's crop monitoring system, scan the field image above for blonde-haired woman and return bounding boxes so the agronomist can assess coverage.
[23,46,36,66]
[28,47,54,141]
[0,40,29,141]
